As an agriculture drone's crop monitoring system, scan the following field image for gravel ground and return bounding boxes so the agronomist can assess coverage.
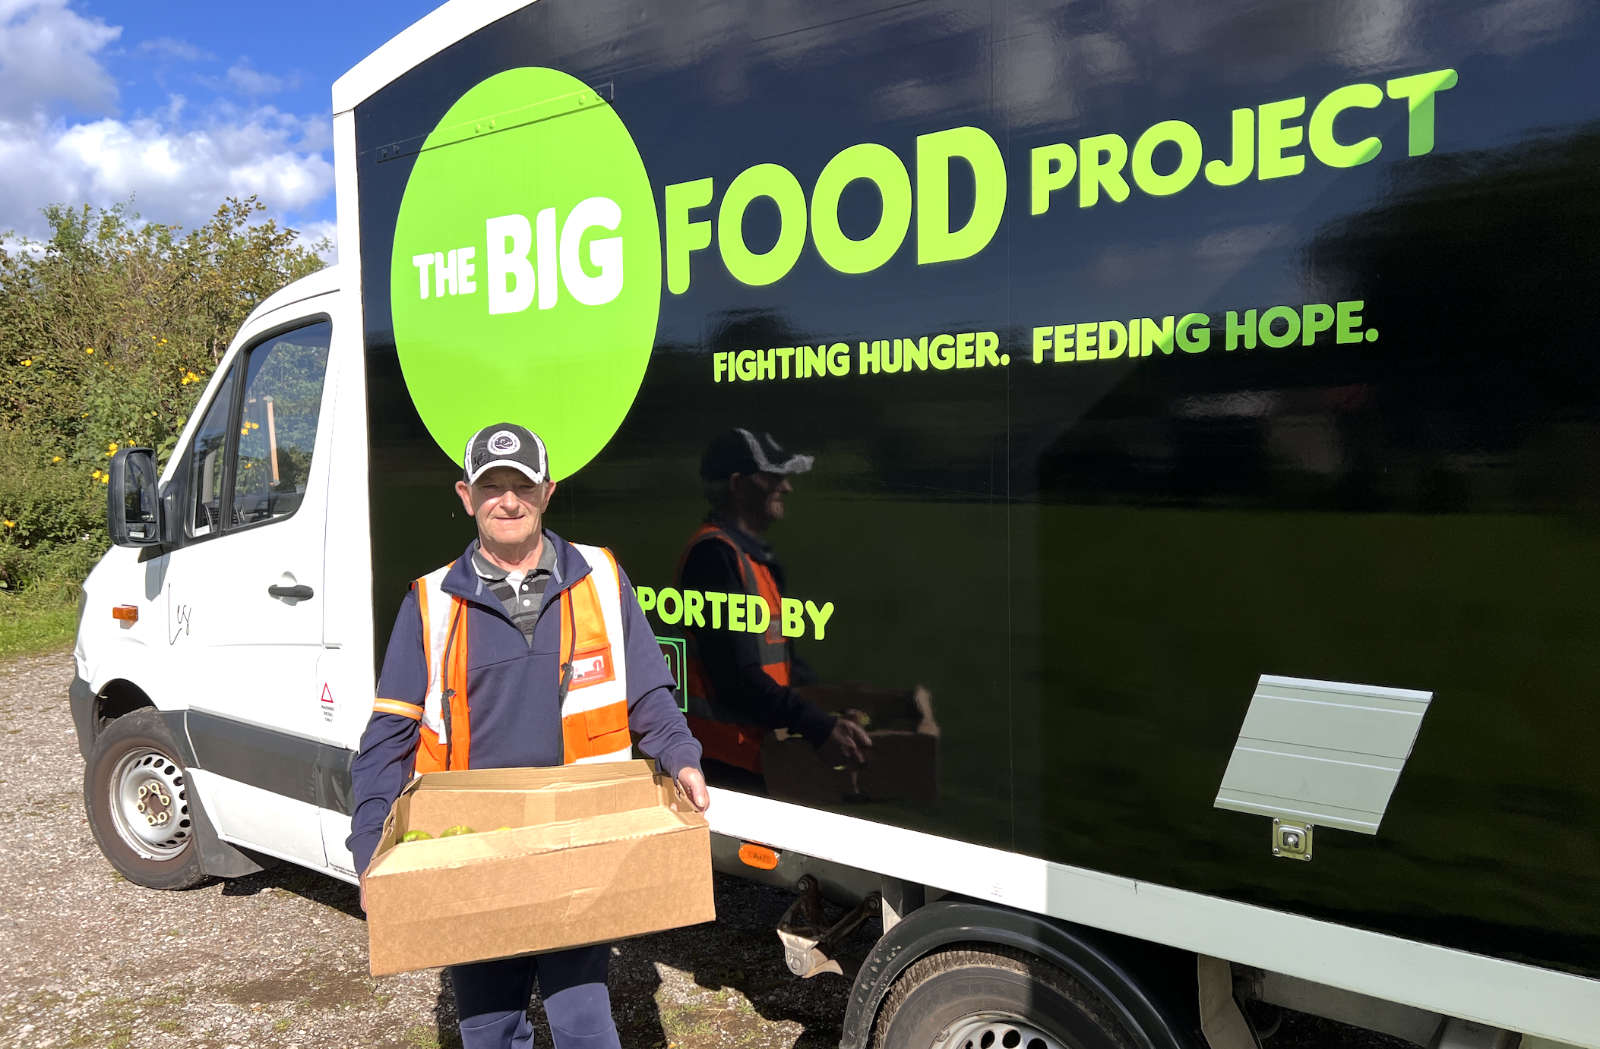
[1,648,1404,1049]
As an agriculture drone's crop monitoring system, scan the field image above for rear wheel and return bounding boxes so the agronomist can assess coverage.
[84,708,208,890]
[871,947,1138,1049]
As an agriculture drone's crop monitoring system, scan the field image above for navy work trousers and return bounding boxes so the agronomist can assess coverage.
[448,943,619,1049]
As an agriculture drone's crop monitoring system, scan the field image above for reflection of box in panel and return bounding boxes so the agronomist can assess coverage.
[762,685,940,805]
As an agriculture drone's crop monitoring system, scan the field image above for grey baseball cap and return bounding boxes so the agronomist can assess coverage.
[463,423,550,485]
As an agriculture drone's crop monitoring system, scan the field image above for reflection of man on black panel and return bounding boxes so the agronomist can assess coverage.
[677,429,871,791]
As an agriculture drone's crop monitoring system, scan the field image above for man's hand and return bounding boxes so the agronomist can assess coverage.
[675,766,711,812]
[819,716,873,767]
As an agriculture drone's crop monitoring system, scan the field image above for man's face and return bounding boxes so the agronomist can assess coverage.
[455,467,555,550]
[732,471,792,532]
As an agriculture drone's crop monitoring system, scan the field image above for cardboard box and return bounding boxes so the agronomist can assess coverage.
[364,760,714,976]
[762,685,940,805]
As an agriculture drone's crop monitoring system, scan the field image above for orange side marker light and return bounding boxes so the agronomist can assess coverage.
[112,605,139,623]
[738,842,779,870]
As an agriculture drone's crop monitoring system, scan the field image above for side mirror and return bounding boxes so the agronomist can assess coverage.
[107,448,163,548]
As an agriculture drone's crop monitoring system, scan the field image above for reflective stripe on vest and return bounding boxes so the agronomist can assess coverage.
[680,525,791,773]
[410,544,632,775]
[559,544,633,765]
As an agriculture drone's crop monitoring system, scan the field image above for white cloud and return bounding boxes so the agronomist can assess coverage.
[0,2,334,251]
[0,0,120,120]
[0,107,333,236]
[226,61,295,97]
[136,36,212,63]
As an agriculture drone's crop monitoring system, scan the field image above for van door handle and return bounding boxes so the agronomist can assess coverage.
[267,583,315,600]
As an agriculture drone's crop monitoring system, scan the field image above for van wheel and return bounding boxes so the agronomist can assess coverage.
[870,947,1138,1049]
[84,709,209,890]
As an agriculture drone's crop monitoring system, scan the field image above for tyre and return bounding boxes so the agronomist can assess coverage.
[871,947,1139,1049]
[84,708,209,890]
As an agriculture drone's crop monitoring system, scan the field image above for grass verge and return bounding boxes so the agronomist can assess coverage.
[0,584,80,661]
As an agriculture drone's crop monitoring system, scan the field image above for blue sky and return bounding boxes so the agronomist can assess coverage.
[0,0,440,253]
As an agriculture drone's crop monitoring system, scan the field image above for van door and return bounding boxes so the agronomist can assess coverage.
[164,310,336,868]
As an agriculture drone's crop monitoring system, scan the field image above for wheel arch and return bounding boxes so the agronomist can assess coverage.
[74,680,272,881]
[71,673,176,759]
[841,898,1204,1049]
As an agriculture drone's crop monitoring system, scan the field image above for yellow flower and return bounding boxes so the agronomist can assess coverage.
[84,347,94,355]
[20,359,31,366]
[91,469,102,480]
[51,456,62,463]
[101,474,109,485]
[159,338,167,345]
[3,520,14,529]
[108,442,117,453]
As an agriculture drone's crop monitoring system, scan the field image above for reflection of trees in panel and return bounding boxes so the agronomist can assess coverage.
[1308,128,1600,515]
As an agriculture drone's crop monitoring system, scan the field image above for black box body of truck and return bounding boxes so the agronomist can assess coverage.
[350,0,1600,984]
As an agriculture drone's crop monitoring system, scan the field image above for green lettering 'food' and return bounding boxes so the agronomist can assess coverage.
[917,126,1007,264]
[719,163,808,286]
[811,143,912,275]
[665,178,714,294]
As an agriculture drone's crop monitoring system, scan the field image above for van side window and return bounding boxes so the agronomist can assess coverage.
[231,322,331,527]
[187,369,238,537]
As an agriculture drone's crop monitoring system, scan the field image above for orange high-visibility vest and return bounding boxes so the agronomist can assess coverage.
[382,543,634,775]
[679,524,791,773]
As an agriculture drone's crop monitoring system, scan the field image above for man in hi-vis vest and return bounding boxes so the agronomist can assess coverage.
[677,428,871,791]
[347,422,708,1049]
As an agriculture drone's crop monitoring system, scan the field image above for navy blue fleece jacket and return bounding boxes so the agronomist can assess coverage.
[345,532,702,875]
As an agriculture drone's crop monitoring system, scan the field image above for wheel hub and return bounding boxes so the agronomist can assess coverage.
[935,1013,1065,1049]
[109,749,191,859]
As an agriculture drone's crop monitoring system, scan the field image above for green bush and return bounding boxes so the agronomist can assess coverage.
[0,196,325,650]
[0,429,106,591]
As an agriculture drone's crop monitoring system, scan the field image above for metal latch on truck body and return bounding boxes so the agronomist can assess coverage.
[1214,675,1433,858]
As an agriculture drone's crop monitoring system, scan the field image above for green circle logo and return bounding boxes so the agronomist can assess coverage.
[390,68,661,478]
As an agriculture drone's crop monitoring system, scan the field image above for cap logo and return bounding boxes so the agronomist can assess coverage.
[488,430,521,455]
